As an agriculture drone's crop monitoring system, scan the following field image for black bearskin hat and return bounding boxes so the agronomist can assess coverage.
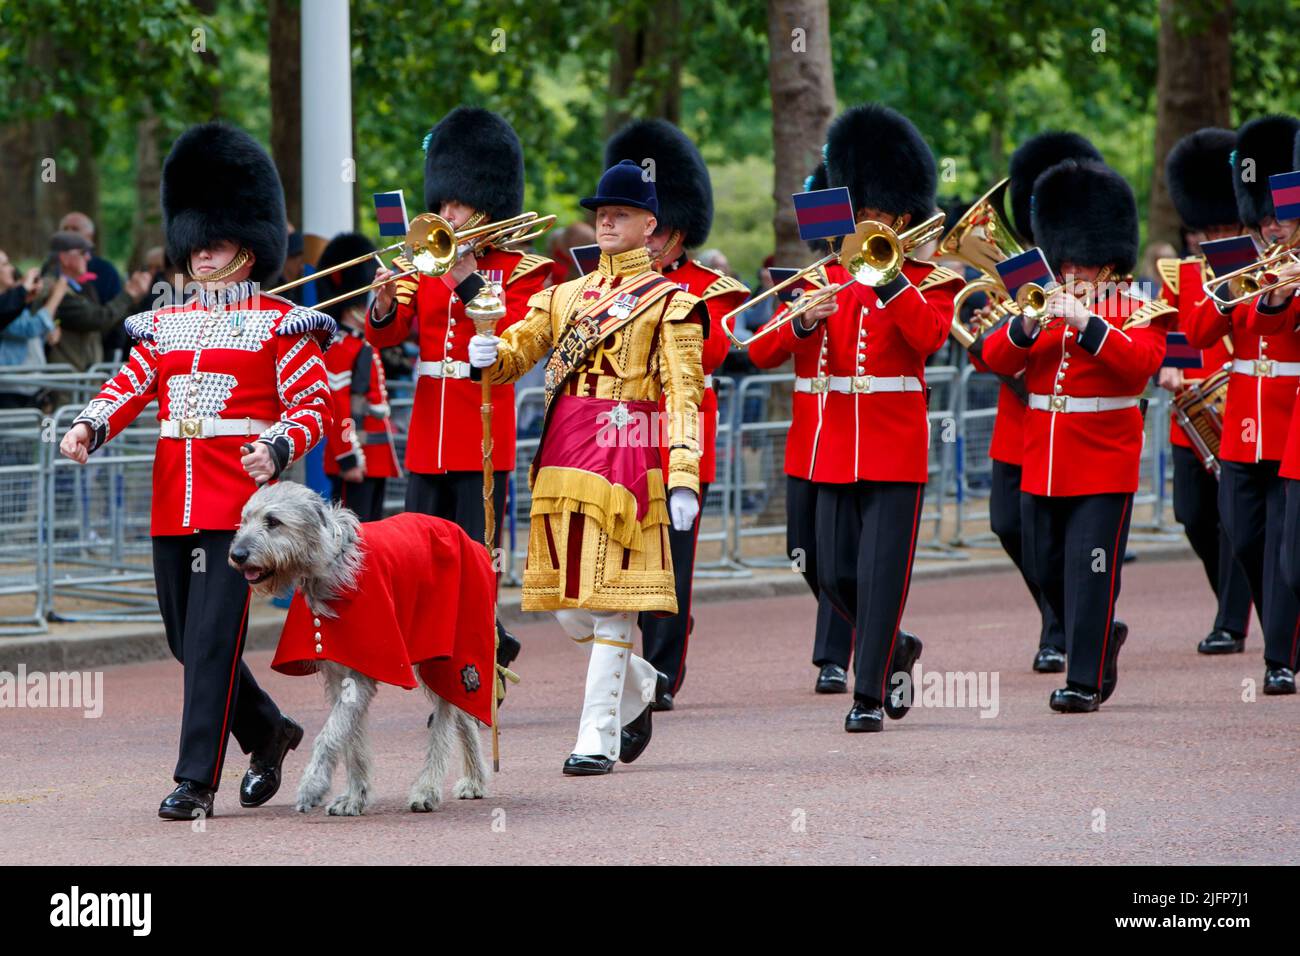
[1031,159,1139,274]
[825,103,936,227]
[1166,128,1239,230]
[162,122,287,283]
[313,232,377,321]
[423,107,524,221]
[1008,132,1103,242]
[1231,114,1300,228]
[605,119,713,248]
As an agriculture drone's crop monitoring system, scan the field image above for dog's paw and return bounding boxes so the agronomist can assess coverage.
[408,786,443,813]
[295,786,328,813]
[453,777,486,800]
[326,793,367,817]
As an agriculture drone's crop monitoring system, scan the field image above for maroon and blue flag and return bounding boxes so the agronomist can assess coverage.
[995,248,1055,300]
[569,243,601,276]
[373,190,409,238]
[1269,171,1300,222]
[793,187,856,242]
[1161,331,1203,369]
[1201,235,1259,276]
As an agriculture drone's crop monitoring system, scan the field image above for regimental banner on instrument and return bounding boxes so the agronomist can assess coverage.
[793,187,856,242]
[1161,331,1203,369]
[1200,235,1259,276]
[770,267,817,303]
[569,243,601,276]
[1269,170,1300,221]
[373,190,409,237]
[995,247,1055,300]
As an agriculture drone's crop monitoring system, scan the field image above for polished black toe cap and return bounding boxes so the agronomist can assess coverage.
[563,754,616,776]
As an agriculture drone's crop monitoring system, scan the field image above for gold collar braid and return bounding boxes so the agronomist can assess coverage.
[598,247,652,278]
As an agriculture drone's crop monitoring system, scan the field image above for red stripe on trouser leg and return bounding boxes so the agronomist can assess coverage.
[565,513,585,600]
[878,484,924,703]
[211,589,253,788]
[1094,495,1132,690]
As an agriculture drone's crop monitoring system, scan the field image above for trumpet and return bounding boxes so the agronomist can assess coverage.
[724,212,947,348]
[1209,235,1300,307]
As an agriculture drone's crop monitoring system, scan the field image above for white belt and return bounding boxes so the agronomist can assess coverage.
[795,374,922,395]
[1231,358,1300,378]
[160,417,273,439]
[1027,394,1139,413]
[416,359,472,380]
[703,374,714,389]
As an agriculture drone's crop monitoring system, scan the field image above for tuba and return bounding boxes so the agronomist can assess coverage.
[937,179,1027,349]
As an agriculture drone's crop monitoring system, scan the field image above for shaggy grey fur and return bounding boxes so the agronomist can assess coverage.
[230,481,488,816]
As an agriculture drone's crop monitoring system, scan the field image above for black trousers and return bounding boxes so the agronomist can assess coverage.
[638,482,710,693]
[1171,445,1254,637]
[1021,492,1132,692]
[815,480,925,703]
[1219,460,1300,668]
[406,470,511,642]
[330,475,387,523]
[785,475,854,668]
[989,460,1066,652]
[152,531,282,789]
[1282,480,1300,627]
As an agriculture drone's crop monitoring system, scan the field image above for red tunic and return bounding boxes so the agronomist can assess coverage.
[74,283,334,535]
[1240,292,1300,478]
[982,292,1170,496]
[967,350,1026,466]
[366,248,550,474]
[1161,259,1234,451]
[272,513,496,725]
[322,327,398,478]
[1183,283,1300,464]
[655,258,748,484]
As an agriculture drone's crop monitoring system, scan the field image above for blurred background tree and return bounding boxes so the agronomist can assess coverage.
[1,0,1297,285]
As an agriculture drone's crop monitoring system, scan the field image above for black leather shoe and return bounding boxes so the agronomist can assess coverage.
[1049,687,1099,713]
[159,781,215,820]
[650,682,674,712]
[563,754,615,776]
[239,715,304,808]
[1263,666,1297,695]
[1032,647,1066,673]
[815,663,849,694]
[1100,620,1127,703]
[497,628,521,668]
[1197,629,1245,655]
[844,701,884,732]
[883,631,922,719]
[620,672,667,764]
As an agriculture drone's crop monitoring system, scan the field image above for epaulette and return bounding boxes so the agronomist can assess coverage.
[662,289,705,324]
[278,306,338,346]
[1156,257,1181,295]
[1121,297,1178,331]
[123,312,156,343]
[700,274,749,301]
[509,254,553,284]
[917,265,963,291]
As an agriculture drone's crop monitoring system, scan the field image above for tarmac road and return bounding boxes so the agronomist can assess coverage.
[2,556,1296,865]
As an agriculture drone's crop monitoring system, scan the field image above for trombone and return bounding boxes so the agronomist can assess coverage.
[268,210,557,307]
[1208,235,1300,307]
[723,212,947,348]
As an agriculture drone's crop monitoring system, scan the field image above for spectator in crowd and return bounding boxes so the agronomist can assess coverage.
[274,225,309,305]
[697,247,733,277]
[59,212,122,305]
[1138,240,1177,299]
[0,249,42,332]
[44,231,149,371]
[0,248,67,408]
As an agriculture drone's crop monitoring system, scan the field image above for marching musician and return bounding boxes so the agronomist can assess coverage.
[368,107,553,671]
[982,159,1172,713]
[1158,128,1256,656]
[1184,115,1300,695]
[467,160,706,775]
[748,162,856,696]
[790,104,962,733]
[604,119,750,711]
[58,123,335,817]
[316,232,399,522]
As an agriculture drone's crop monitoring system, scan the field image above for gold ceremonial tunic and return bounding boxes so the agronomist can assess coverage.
[484,247,705,612]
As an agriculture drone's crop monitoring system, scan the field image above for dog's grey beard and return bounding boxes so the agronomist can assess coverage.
[300,503,364,618]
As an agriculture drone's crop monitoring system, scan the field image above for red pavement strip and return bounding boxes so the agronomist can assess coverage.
[1,556,1296,865]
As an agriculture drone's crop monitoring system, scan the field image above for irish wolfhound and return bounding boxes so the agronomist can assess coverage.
[229,480,488,816]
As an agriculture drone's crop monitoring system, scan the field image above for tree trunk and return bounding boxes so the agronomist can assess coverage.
[606,1,683,136]
[1149,0,1233,248]
[32,111,100,243]
[269,0,303,230]
[0,120,40,261]
[767,0,837,269]
[129,106,165,271]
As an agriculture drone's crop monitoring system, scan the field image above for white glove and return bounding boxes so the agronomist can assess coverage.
[468,334,501,369]
[668,488,699,532]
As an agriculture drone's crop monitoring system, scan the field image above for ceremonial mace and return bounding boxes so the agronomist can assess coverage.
[465,286,519,772]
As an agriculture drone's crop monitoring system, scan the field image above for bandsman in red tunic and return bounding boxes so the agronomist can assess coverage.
[982,159,1173,712]
[603,119,749,710]
[315,232,399,523]
[58,123,335,818]
[1183,115,1300,694]
[368,108,552,670]
[1156,128,1255,656]
[790,105,962,733]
